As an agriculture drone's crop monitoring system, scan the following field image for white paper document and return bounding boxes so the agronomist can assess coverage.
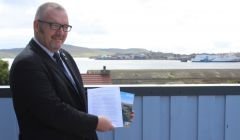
[87,87,123,127]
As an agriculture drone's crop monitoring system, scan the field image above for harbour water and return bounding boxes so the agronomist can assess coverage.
[3,58,240,73]
[68,58,240,73]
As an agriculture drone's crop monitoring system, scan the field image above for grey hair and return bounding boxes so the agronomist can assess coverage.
[34,2,66,20]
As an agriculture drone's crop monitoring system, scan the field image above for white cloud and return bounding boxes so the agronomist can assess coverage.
[0,28,32,48]
[1,0,240,54]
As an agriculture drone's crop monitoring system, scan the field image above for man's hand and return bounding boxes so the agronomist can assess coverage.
[96,116,114,132]
[130,111,135,122]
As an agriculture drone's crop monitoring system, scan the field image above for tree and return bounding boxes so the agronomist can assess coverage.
[0,59,9,85]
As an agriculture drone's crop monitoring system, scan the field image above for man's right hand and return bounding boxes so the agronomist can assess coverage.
[96,116,114,132]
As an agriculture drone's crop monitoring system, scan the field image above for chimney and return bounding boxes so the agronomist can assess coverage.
[101,65,110,75]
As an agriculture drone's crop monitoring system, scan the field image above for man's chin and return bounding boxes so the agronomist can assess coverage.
[50,45,62,52]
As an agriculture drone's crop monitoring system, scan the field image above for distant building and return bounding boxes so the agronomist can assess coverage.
[81,66,112,85]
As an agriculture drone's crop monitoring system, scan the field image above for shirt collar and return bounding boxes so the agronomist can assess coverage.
[33,37,56,58]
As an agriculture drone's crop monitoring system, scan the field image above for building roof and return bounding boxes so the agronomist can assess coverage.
[81,74,112,85]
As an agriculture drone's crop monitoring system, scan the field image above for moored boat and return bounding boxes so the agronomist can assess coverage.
[191,54,240,62]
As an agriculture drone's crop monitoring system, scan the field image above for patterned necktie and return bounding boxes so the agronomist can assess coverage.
[53,52,78,93]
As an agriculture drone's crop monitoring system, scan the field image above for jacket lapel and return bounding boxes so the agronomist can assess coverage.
[60,51,83,93]
[59,50,87,108]
[29,39,77,95]
[29,39,87,111]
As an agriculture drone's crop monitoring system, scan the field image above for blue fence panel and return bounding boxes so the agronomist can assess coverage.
[1,86,240,140]
[171,96,198,140]
[225,95,240,140]
[142,96,170,140]
[0,98,18,140]
[143,96,162,140]
[158,96,171,140]
[198,96,225,140]
[97,131,114,140]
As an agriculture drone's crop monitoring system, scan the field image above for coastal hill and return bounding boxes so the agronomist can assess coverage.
[0,44,192,60]
[1,44,240,61]
[0,44,148,58]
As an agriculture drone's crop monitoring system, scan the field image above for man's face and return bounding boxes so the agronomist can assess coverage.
[34,8,69,52]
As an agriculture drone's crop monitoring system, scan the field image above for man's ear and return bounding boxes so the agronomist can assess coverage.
[33,20,39,33]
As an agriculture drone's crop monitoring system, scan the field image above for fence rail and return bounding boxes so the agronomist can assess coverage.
[1,84,240,140]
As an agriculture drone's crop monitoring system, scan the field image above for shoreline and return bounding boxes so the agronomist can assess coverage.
[88,69,240,84]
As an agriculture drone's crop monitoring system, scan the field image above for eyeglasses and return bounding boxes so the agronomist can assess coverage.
[38,20,72,32]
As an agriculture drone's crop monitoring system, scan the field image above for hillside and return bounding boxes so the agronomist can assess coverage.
[0,48,24,58]
[0,44,148,58]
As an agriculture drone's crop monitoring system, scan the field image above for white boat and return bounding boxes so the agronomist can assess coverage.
[191,54,240,62]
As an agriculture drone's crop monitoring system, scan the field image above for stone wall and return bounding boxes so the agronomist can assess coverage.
[87,69,240,84]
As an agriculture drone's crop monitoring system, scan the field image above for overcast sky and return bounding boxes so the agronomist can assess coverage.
[1,0,240,54]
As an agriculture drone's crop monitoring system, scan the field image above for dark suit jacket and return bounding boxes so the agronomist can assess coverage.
[9,39,98,140]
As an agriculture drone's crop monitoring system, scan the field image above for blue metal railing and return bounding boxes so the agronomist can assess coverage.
[1,84,240,140]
